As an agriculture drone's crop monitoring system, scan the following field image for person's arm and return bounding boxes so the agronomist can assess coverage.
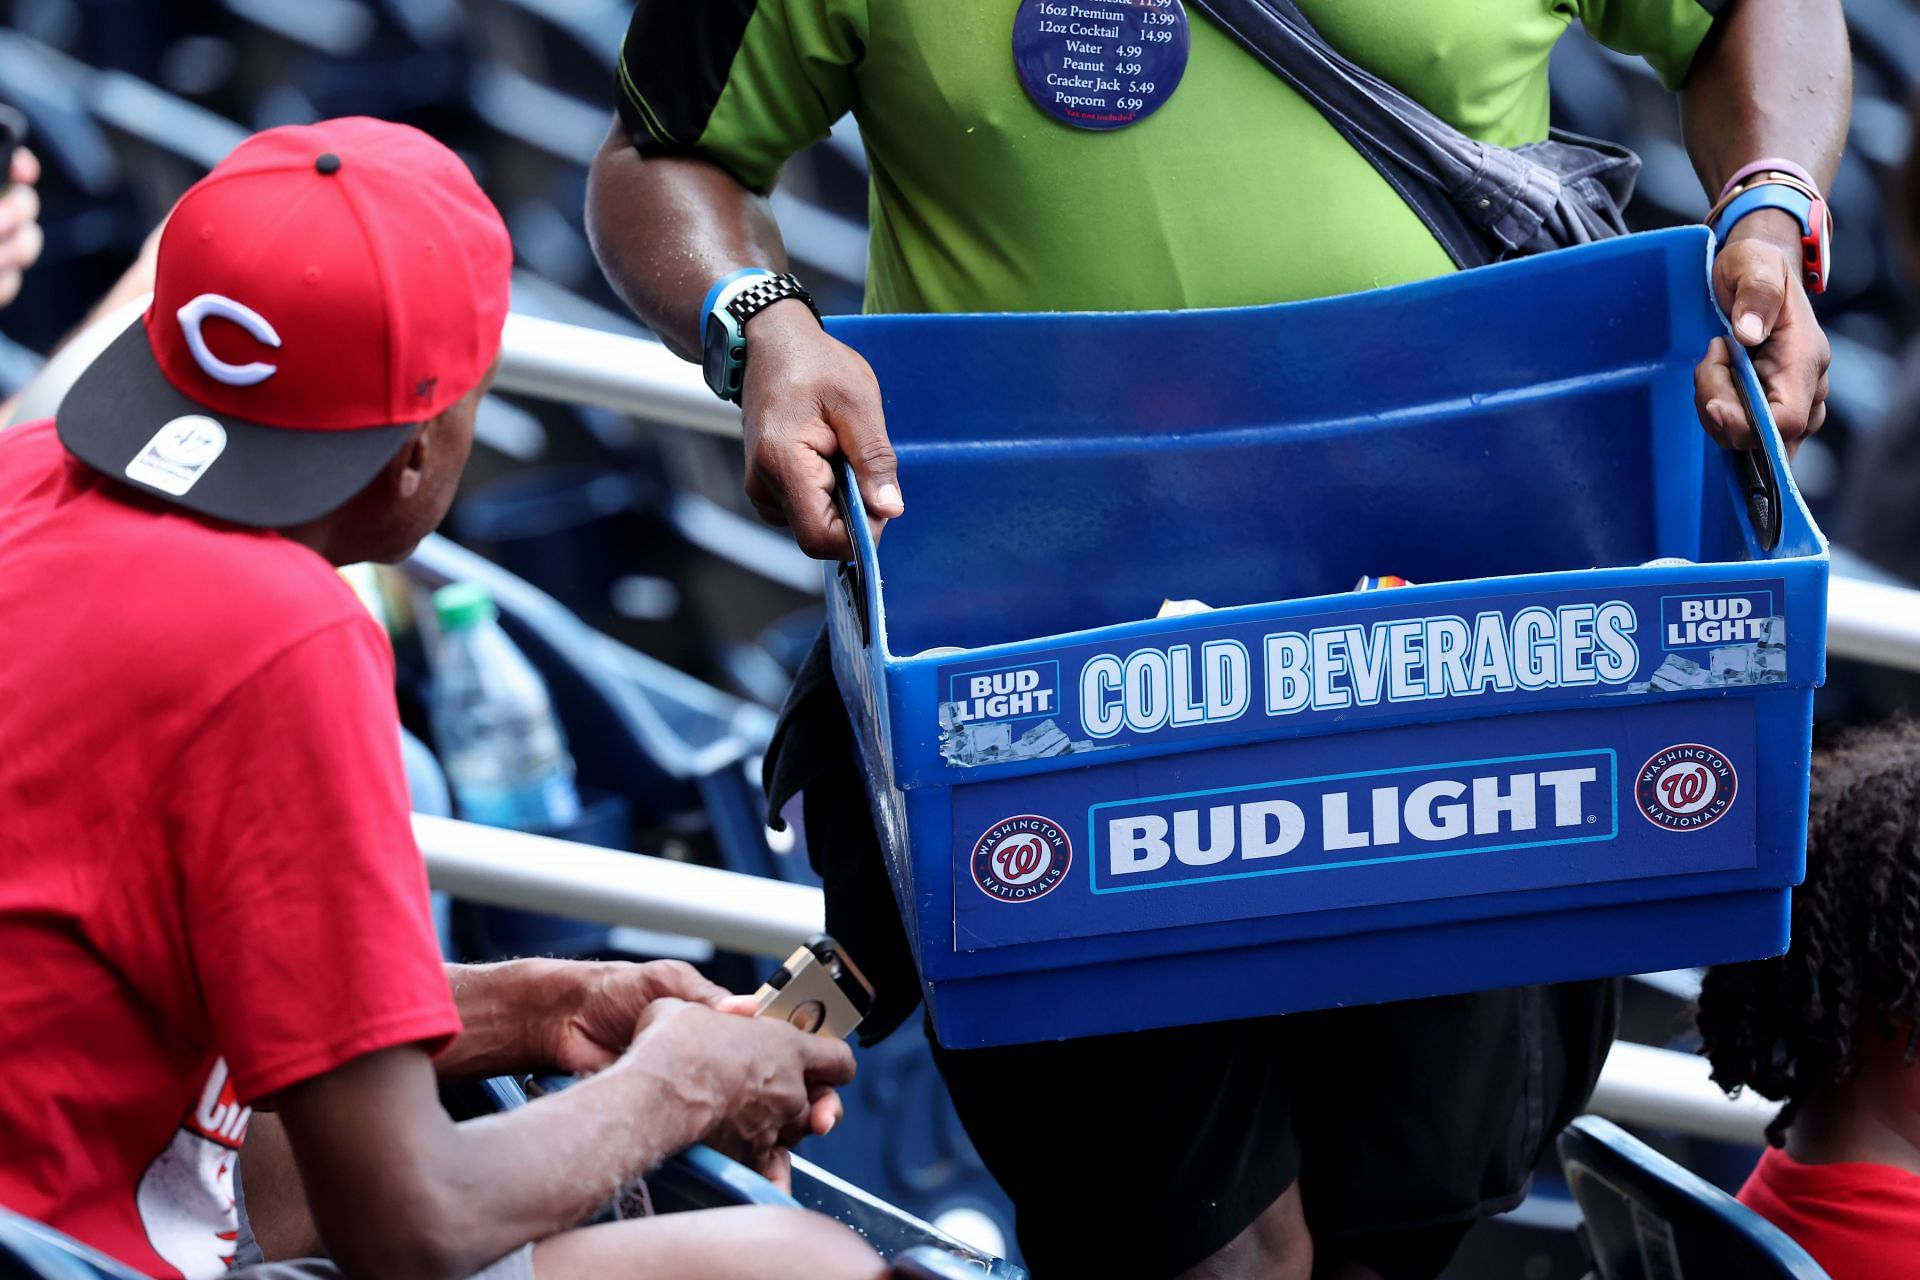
[0,147,43,309]
[0,217,165,429]
[583,135,785,363]
[589,0,900,558]
[243,958,823,1261]
[1680,0,1850,453]
[431,957,731,1080]
[586,126,900,558]
[274,997,855,1280]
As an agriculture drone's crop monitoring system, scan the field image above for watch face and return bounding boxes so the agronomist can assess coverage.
[703,314,729,396]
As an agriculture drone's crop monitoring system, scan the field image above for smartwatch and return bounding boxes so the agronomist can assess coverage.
[701,269,819,402]
[1708,178,1832,295]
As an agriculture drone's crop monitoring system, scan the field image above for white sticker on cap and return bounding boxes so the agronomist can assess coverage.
[125,415,228,496]
[176,293,281,387]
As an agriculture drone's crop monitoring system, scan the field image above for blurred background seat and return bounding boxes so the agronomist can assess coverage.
[1558,1116,1830,1280]
[0,1208,148,1280]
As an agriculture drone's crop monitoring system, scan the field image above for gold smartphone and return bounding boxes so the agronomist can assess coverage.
[754,935,874,1039]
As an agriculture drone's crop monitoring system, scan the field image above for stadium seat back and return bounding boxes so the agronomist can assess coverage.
[0,1209,146,1280]
[1557,1116,1830,1280]
[405,534,800,883]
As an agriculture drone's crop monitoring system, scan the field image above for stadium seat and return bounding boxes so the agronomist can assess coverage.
[0,1208,144,1280]
[405,533,803,884]
[648,1147,1026,1277]
[1557,1116,1830,1280]
[892,1250,1000,1280]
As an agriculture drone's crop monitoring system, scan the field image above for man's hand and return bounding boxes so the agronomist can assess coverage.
[740,298,903,560]
[0,148,43,309]
[625,996,853,1186]
[439,958,732,1081]
[543,960,733,1075]
[1695,214,1831,460]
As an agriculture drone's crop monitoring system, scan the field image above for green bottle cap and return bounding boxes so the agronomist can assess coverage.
[433,582,497,632]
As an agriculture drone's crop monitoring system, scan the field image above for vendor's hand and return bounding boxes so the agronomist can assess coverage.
[0,148,43,309]
[624,997,853,1183]
[740,297,903,559]
[1695,210,1830,459]
[544,960,734,1076]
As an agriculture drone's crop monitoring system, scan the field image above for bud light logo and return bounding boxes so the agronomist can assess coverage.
[1090,749,1614,893]
[1660,591,1776,649]
[947,662,1060,726]
[970,815,1072,903]
[1635,744,1737,831]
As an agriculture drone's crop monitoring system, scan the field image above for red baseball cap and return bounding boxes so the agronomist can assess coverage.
[58,117,512,527]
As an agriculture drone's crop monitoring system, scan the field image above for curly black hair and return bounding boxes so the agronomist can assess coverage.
[1696,718,1920,1145]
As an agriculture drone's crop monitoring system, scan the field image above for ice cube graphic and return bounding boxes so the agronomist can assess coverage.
[1647,653,1712,691]
[1710,645,1754,681]
[941,717,1015,765]
[1013,721,1069,757]
[941,713,1097,765]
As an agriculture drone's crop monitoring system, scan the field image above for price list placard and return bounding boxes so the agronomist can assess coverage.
[1012,0,1191,131]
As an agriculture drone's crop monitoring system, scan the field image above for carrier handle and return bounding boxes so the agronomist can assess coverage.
[830,458,875,646]
[1721,331,1785,554]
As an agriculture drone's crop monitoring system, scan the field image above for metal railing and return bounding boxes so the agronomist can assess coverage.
[416,816,822,959]
[418,816,1780,1145]
[496,314,743,439]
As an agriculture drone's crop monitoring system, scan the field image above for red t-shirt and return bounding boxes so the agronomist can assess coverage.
[1740,1145,1920,1279]
[0,420,461,1278]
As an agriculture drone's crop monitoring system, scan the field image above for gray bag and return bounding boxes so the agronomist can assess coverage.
[1190,0,1642,267]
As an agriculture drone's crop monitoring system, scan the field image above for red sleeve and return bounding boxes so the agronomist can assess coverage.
[166,614,460,1104]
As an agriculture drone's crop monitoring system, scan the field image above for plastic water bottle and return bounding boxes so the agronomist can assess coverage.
[429,582,583,832]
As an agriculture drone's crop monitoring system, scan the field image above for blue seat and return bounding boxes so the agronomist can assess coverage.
[0,1209,144,1280]
[630,1144,1026,1278]
[1557,1116,1829,1280]
[405,534,802,885]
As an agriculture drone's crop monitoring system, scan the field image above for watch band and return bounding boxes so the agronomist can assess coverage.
[725,272,819,328]
[702,267,774,321]
[1708,181,1832,295]
[701,270,820,404]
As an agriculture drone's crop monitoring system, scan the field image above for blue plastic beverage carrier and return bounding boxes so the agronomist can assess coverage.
[824,228,1827,1050]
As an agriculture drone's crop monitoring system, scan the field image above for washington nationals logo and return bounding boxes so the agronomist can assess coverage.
[970,815,1072,904]
[1635,743,1738,832]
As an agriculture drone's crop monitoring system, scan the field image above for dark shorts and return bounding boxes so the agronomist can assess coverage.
[767,637,1617,1280]
[930,982,1615,1279]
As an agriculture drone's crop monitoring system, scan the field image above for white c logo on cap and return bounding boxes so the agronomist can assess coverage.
[176,294,281,387]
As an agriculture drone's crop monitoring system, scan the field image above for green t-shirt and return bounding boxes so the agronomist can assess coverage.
[616,0,1718,314]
